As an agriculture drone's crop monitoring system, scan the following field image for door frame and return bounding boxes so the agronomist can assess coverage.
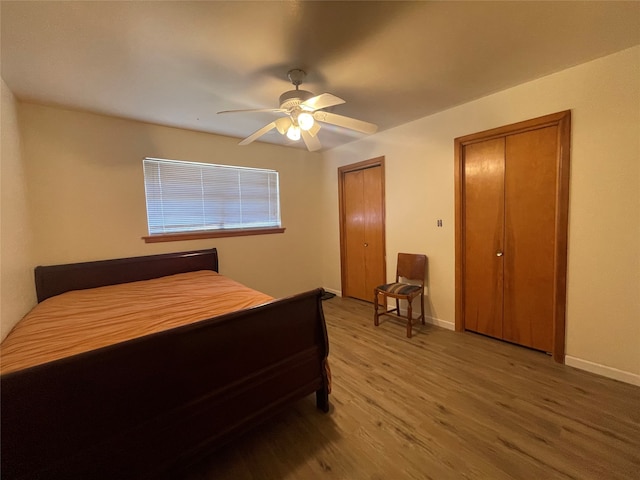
[338,156,386,300]
[454,111,571,363]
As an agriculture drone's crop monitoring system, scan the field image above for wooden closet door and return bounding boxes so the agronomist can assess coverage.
[362,166,385,298]
[503,126,558,352]
[340,161,386,302]
[456,111,570,362]
[343,169,368,300]
[462,138,505,339]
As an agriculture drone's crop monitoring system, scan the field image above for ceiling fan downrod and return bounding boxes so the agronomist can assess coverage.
[279,69,314,109]
[287,68,306,90]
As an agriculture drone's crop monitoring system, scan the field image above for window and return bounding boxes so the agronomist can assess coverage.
[142,158,283,242]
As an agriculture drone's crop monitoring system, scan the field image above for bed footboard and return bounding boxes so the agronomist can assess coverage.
[1,288,329,480]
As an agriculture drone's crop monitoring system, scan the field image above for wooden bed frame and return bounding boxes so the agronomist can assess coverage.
[1,248,330,480]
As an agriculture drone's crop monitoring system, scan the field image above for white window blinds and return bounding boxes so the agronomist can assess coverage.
[143,158,281,235]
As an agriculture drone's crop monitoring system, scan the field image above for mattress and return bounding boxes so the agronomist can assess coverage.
[0,270,273,375]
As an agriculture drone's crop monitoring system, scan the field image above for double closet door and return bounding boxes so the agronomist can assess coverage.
[455,112,571,360]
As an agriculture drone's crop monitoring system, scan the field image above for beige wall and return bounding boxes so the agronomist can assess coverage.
[1,78,36,341]
[17,104,324,304]
[321,46,640,383]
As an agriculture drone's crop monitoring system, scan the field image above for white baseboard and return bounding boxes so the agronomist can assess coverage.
[426,316,455,331]
[565,356,640,386]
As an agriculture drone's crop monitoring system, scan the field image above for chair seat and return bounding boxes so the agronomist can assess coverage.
[376,282,422,296]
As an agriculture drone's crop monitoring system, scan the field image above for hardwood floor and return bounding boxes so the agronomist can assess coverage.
[179,297,640,480]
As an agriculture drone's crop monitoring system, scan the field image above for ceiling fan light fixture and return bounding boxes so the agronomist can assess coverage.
[298,112,314,131]
[286,124,301,141]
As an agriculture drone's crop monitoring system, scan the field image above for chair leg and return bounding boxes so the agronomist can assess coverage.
[420,291,425,325]
[395,298,400,315]
[406,299,413,338]
[374,291,380,326]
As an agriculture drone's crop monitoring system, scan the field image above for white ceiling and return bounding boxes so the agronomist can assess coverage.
[2,1,639,151]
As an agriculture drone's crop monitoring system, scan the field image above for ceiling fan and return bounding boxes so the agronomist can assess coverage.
[217,69,378,151]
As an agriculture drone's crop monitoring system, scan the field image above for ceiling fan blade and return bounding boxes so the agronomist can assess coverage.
[300,93,345,112]
[275,117,292,135]
[238,122,276,146]
[218,108,287,115]
[307,121,321,137]
[313,111,378,134]
[301,129,322,152]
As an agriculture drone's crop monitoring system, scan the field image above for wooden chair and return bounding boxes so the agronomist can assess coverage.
[374,253,427,338]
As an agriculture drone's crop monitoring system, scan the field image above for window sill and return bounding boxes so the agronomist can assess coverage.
[142,227,286,243]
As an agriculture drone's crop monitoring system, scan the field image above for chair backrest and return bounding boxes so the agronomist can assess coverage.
[396,253,427,285]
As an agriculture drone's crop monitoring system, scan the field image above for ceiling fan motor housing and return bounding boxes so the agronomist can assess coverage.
[279,89,314,110]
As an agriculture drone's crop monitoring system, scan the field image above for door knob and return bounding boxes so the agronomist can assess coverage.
[364,243,369,247]
[496,251,503,257]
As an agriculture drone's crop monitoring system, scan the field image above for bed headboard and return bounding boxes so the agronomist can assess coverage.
[34,248,219,303]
